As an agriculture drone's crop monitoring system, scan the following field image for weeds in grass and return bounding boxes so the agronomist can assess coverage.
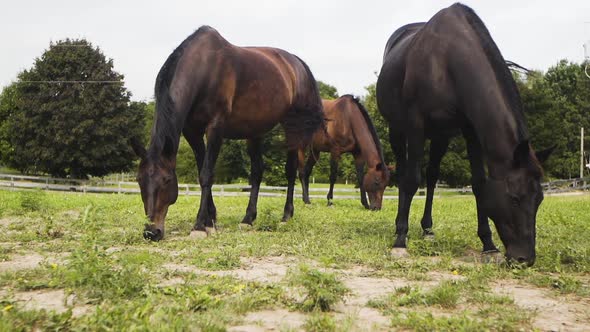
[0,301,73,332]
[19,190,46,213]
[382,281,460,308]
[0,266,57,291]
[288,264,349,312]
[254,208,280,232]
[303,312,337,332]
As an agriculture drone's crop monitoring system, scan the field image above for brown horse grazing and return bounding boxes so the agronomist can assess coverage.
[298,95,392,210]
[376,4,553,265]
[132,26,324,241]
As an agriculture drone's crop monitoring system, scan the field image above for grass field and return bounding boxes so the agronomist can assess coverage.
[0,189,589,331]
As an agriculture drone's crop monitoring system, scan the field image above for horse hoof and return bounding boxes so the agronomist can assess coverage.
[189,230,208,239]
[481,250,503,264]
[205,227,217,236]
[423,229,435,240]
[239,223,253,231]
[390,247,409,258]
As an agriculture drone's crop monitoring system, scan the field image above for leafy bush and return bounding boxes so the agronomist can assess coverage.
[288,265,349,312]
[19,189,46,212]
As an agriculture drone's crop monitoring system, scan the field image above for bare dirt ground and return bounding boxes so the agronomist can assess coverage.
[163,256,590,332]
[494,280,590,332]
[1,253,588,331]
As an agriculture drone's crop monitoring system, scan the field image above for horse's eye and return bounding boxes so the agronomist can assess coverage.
[163,176,172,184]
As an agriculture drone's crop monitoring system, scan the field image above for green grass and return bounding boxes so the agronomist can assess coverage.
[288,264,349,312]
[0,189,588,330]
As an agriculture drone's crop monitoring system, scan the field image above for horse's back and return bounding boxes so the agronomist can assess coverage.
[382,22,425,62]
[377,4,491,132]
[312,97,358,152]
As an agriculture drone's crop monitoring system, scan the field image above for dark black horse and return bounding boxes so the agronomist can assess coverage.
[376,4,553,266]
[132,26,324,241]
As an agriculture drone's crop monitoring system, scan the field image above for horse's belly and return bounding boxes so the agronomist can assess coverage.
[425,109,463,137]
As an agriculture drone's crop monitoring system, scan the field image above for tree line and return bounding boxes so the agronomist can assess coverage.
[1,39,588,185]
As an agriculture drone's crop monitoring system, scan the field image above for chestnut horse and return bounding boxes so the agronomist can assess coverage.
[298,95,391,210]
[376,4,553,265]
[133,26,323,241]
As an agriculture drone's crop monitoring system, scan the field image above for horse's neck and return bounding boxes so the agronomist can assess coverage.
[147,112,183,163]
[350,112,382,168]
[462,88,521,178]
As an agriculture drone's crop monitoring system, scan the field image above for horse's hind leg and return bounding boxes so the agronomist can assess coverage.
[354,152,369,209]
[194,128,223,234]
[327,155,339,206]
[282,149,298,222]
[241,138,263,225]
[420,136,449,237]
[299,148,319,204]
[463,128,499,253]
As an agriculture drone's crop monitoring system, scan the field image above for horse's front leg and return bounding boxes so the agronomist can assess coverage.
[282,149,298,222]
[192,128,223,236]
[463,128,499,253]
[241,138,263,225]
[327,157,339,206]
[354,153,369,209]
[391,120,424,254]
[420,136,449,237]
[184,128,217,232]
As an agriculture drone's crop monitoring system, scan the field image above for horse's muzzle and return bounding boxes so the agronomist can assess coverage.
[143,224,163,241]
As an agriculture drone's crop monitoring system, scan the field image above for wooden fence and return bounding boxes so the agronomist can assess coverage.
[0,173,587,199]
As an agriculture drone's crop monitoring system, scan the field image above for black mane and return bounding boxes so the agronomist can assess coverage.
[457,3,529,141]
[344,94,386,163]
[148,26,215,159]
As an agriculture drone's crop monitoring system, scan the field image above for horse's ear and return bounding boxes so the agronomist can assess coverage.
[513,140,530,167]
[131,137,146,160]
[535,144,556,164]
[162,136,175,159]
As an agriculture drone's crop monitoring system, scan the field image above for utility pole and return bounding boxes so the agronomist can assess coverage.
[582,127,585,179]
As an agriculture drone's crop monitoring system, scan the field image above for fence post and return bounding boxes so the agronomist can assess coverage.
[10,176,14,190]
[220,185,224,197]
[118,182,121,194]
[45,178,49,190]
[185,184,189,196]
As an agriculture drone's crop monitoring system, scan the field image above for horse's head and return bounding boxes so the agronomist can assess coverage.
[132,139,178,241]
[483,141,554,266]
[363,163,394,210]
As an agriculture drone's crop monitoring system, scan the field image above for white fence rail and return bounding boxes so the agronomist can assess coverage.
[0,173,587,199]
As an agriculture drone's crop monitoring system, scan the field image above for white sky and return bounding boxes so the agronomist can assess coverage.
[1,0,589,101]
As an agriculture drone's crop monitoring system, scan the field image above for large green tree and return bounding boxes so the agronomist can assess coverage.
[1,39,144,178]
[317,81,339,100]
[518,60,590,179]
[0,84,19,167]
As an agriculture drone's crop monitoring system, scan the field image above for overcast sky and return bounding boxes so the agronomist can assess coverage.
[1,0,589,101]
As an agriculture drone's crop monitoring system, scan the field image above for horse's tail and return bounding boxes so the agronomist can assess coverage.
[282,56,325,150]
[505,60,531,75]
